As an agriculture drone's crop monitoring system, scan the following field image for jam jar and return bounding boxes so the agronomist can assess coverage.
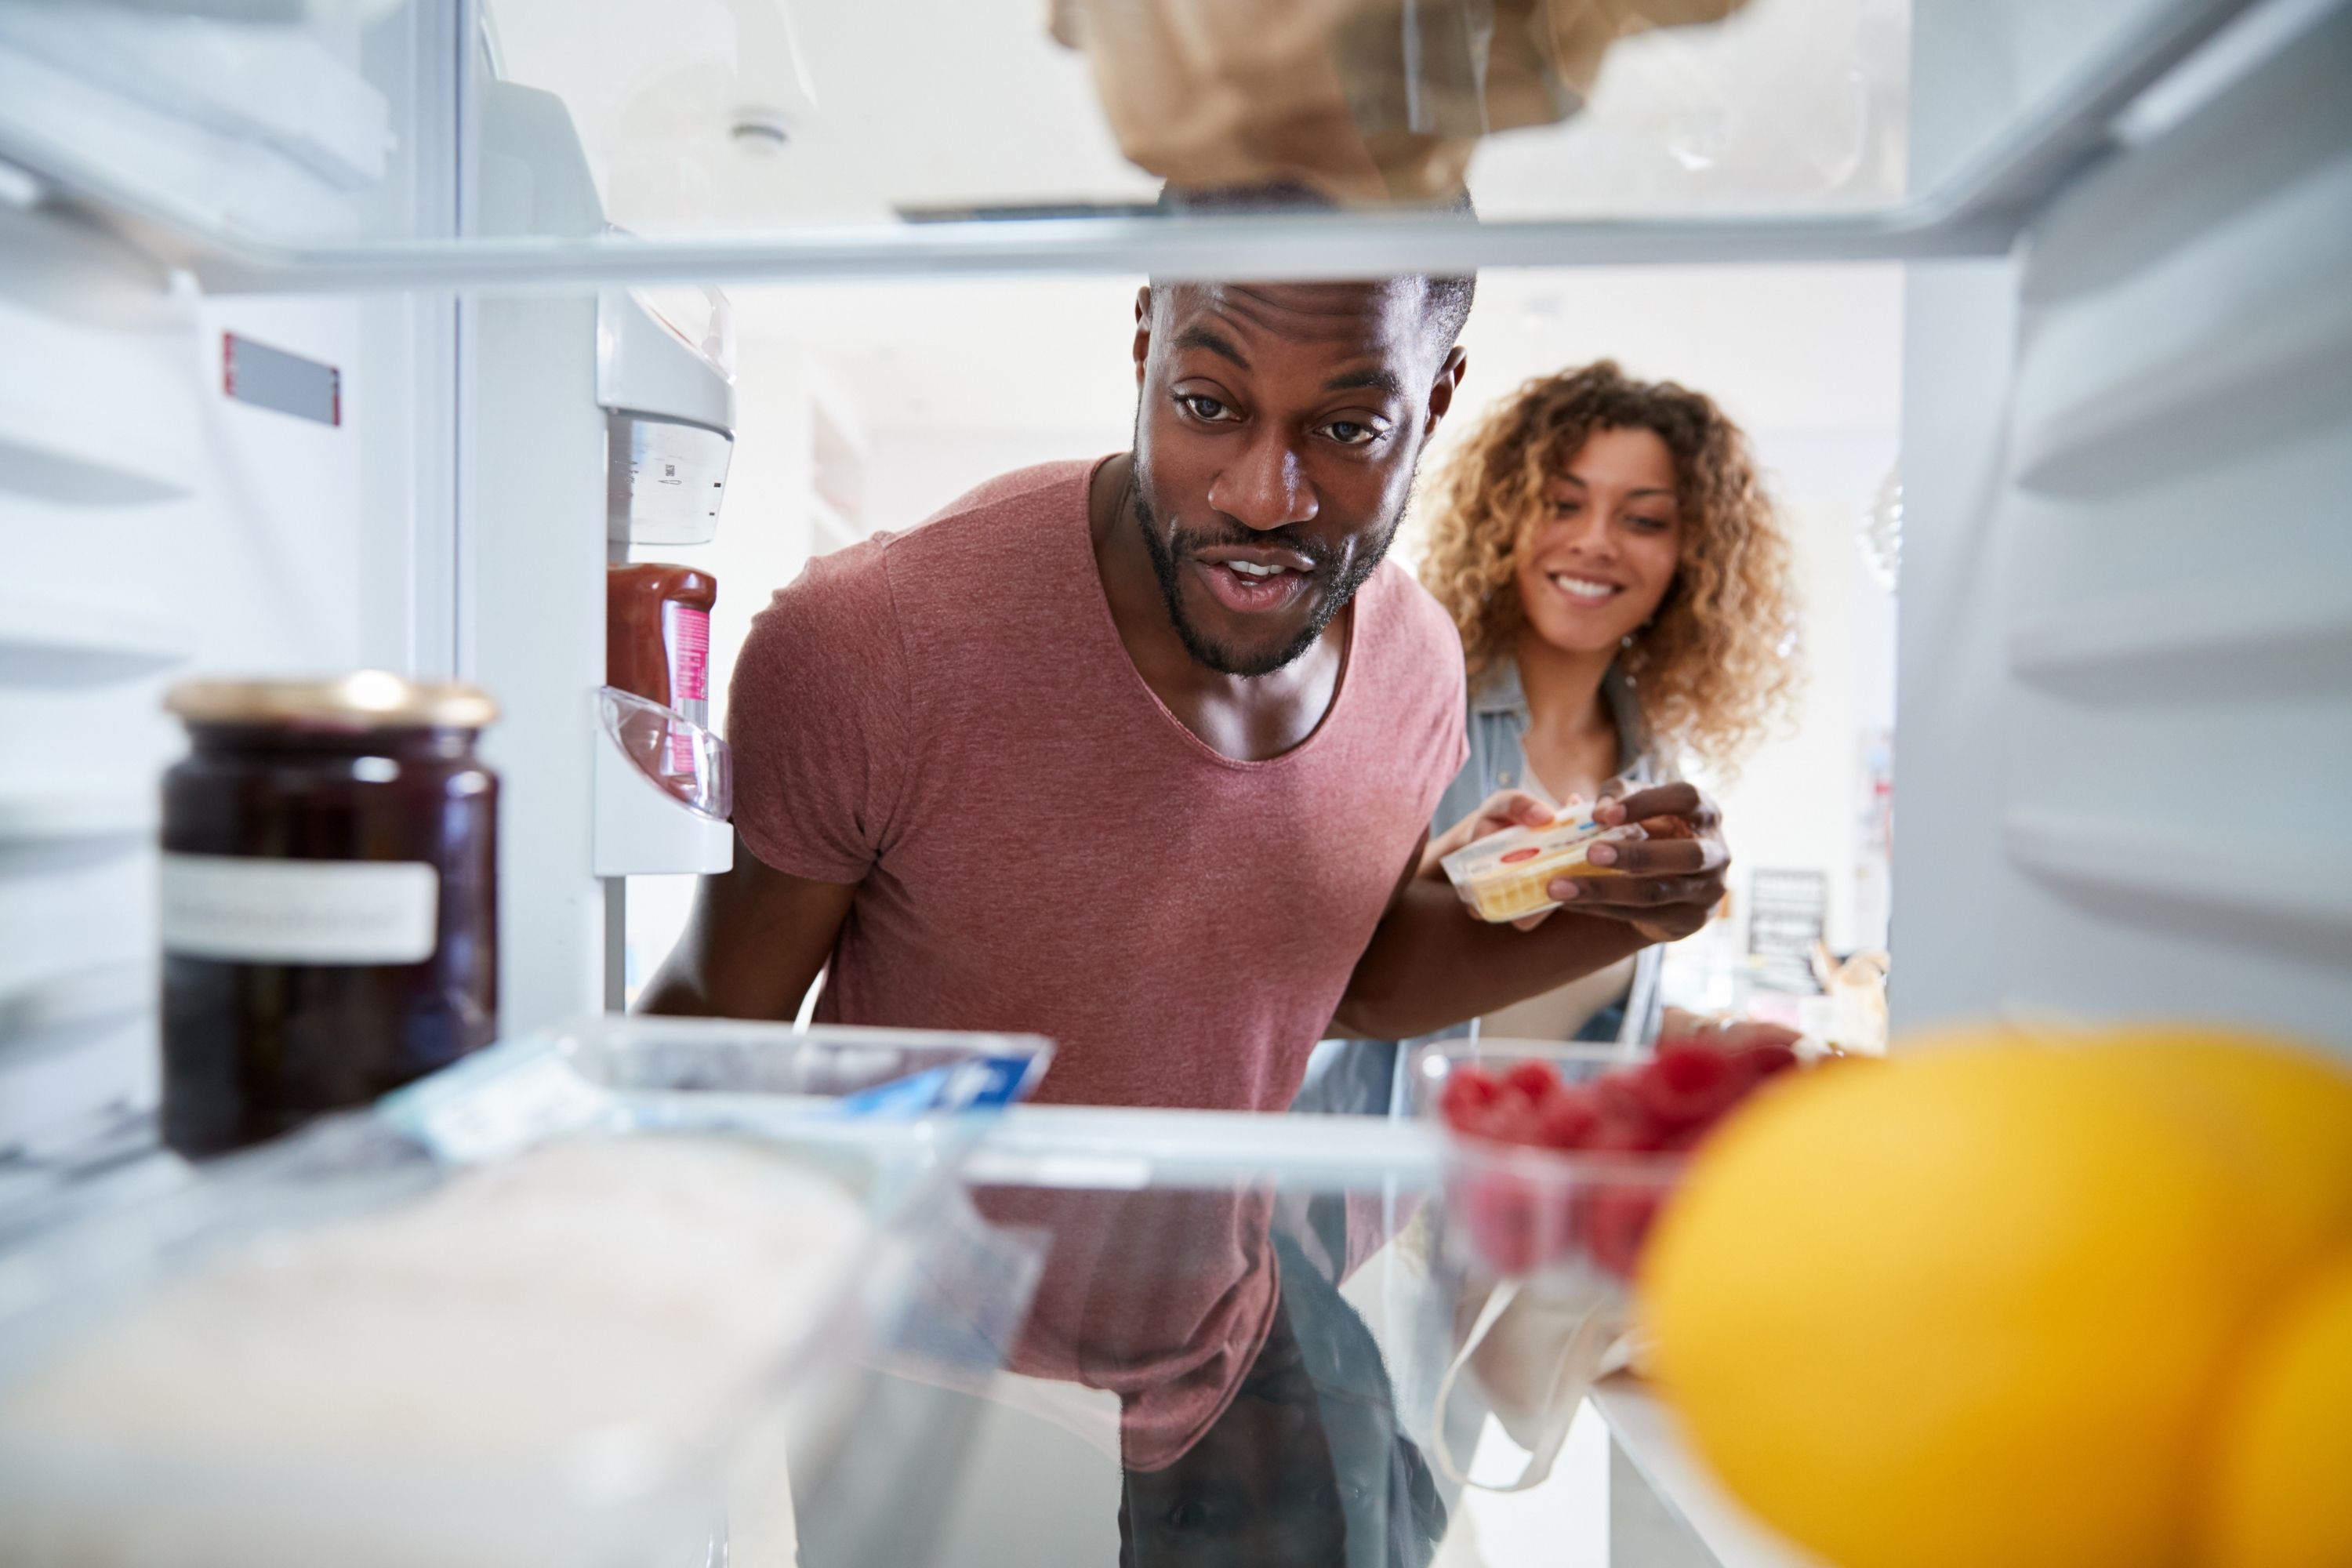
[159,674,499,1157]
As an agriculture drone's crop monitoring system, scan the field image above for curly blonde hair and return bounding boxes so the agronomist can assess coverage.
[1419,361,1799,773]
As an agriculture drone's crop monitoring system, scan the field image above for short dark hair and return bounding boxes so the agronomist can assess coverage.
[1152,181,1478,349]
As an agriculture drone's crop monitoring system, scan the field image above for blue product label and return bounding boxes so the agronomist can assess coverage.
[833,1054,1038,1119]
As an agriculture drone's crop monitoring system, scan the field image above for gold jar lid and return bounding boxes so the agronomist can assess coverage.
[165,672,499,730]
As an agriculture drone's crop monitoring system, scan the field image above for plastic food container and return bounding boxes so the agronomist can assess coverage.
[387,1014,1051,1159]
[1437,808,1643,923]
[0,1019,1051,1568]
[1407,1039,1682,1287]
[1404,1039,1687,1494]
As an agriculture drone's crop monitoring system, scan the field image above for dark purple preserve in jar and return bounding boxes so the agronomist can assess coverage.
[159,674,499,1157]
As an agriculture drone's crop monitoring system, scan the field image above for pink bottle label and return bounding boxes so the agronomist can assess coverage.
[661,601,712,780]
[663,601,710,706]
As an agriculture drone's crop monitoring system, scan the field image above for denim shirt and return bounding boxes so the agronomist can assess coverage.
[1435,659,1667,1049]
[1293,659,1668,1117]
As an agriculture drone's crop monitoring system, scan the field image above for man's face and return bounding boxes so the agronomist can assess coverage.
[1131,280,1466,677]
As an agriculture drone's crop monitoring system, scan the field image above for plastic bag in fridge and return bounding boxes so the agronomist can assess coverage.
[0,1018,1053,1568]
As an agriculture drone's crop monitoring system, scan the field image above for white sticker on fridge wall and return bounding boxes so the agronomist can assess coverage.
[160,855,439,964]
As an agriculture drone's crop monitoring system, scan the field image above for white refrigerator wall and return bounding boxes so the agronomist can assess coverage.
[1892,1,2352,1051]
[466,289,608,1033]
[0,212,434,1147]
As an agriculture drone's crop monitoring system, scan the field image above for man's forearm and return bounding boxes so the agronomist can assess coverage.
[633,955,726,1017]
[1333,878,1653,1039]
[630,837,855,1020]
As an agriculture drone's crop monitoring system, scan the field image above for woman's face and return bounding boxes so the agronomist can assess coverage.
[1512,424,1683,656]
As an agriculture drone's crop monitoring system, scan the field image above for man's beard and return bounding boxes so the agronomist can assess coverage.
[1132,471,1402,679]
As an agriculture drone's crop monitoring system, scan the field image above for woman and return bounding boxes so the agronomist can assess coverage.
[1418,358,1799,1047]
[1294,361,1798,1116]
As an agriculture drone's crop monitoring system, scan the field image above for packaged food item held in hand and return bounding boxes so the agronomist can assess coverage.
[1439,807,1646,922]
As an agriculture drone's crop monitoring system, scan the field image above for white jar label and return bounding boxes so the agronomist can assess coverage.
[160,855,440,964]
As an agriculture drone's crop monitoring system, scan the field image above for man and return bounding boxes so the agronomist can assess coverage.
[640,265,1730,1109]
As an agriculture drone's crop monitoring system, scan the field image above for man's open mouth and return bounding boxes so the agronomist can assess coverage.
[1195,556,1313,614]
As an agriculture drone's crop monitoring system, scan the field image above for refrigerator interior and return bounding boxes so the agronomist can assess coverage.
[0,0,2347,1163]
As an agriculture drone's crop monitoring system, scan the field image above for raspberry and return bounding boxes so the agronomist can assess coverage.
[1503,1058,1560,1102]
[1589,1077,1666,1151]
[1635,1044,1740,1127]
[1535,1087,1602,1150]
[1441,1068,1502,1121]
[1581,1185,1661,1279]
[1484,1095,1548,1149]
[1461,1172,1568,1274]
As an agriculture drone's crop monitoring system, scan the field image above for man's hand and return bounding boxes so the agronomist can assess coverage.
[1547,781,1730,943]
[1336,781,1731,1039]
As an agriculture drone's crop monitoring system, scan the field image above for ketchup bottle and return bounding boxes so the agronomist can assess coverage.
[607,564,717,727]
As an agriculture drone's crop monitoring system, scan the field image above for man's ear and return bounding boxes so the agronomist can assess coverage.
[1132,285,1153,389]
[1425,346,1469,435]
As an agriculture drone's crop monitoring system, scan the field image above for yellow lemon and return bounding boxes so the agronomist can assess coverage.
[2200,1254,2352,1568]
[2089,1025,2352,1266]
[1642,1037,2270,1568]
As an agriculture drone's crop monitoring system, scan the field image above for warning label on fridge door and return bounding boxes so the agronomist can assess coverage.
[160,855,439,964]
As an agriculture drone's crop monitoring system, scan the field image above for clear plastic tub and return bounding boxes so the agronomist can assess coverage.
[0,1019,1053,1568]
[1406,1040,1686,1494]
[1437,808,1644,923]
[1406,1039,1683,1287]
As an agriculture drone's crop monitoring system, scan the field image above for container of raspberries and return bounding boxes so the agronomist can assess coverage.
[1410,1036,1806,1288]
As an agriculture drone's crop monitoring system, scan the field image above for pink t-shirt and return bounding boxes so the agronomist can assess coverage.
[728,459,1467,1110]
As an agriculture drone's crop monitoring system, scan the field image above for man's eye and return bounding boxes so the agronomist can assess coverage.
[1179,394,1232,422]
[1324,420,1382,446]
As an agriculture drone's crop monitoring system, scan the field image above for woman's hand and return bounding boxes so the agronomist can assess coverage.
[1660,1007,1803,1051]
[1548,781,1730,944]
[1420,788,1580,931]
[1419,788,1568,877]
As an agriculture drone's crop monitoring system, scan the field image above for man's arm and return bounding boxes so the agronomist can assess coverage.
[634,833,859,1020]
[1333,783,1730,1040]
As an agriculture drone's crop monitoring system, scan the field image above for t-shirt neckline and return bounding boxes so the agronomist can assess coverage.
[1075,455,1360,774]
